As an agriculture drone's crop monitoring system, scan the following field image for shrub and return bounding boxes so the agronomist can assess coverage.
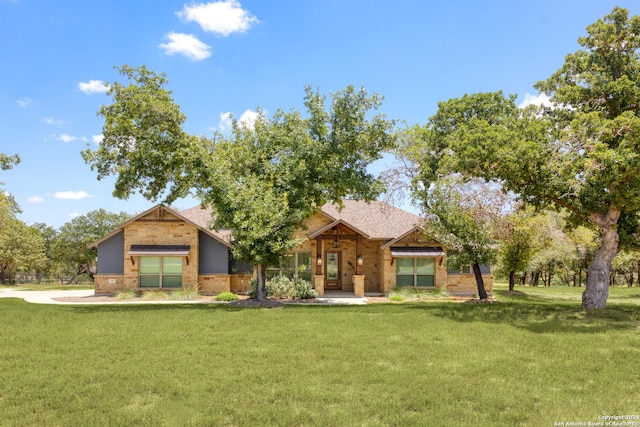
[215,292,238,301]
[170,287,201,301]
[389,295,404,302]
[141,290,171,301]
[115,290,137,300]
[248,275,317,299]
[386,287,450,301]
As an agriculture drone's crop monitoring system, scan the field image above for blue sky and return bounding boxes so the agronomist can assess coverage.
[1,0,638,228]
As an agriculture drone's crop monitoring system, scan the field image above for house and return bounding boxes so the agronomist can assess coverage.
[91,201,492,296]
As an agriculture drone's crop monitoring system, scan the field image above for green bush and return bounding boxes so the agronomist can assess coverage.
[170,287,201,301]
[115,290,137,300]
[215,292,238,301]
[141,290,171,301]
[248,276,317,300]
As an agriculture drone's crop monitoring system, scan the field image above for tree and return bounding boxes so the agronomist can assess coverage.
[419,177,503,300]
[51,209,131,283]
[82,65,395,300]
[497,208,536,292]
[403,8,640,308]
[0,153,19,172]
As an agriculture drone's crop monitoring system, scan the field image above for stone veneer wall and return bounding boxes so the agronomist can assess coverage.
[122,209,199,290]
[94,275,125,294]
[378,232,447,294]
[446,274,494,295]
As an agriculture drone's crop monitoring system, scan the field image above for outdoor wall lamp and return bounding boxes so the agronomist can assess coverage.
[357,255,363,266]
[316,255,323,266]
[333,239,339,248]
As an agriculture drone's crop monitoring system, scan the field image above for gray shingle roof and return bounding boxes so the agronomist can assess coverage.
[319,200,422,239]
[181,200,422,242]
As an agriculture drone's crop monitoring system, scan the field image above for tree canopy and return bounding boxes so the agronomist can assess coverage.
[82,65,395,300]
[397,7,640,308]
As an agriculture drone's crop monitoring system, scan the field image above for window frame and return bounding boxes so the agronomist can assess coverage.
[396,257,436,287]
[139,256,183,289]
[266,252,312,282]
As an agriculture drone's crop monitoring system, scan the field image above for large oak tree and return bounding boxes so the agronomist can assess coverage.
[82,66,394,300]
[403,7,640,308]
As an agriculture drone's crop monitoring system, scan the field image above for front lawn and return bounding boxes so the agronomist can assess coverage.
[0,293,638,426]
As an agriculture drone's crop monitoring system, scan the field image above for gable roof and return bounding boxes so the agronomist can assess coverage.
[179,205,232,243]
[90,204,231,248]
[318,200,422,240]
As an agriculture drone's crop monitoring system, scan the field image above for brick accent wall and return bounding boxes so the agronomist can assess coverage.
[94,275,124,294]
[198,274,231,294]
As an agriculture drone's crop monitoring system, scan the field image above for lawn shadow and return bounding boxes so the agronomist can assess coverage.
[404,298,640,334]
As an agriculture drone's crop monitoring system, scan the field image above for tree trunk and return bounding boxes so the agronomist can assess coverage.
[472,262,488,300]
[582,208,621,309]
[508,270,515,292]
[253,263,267,301]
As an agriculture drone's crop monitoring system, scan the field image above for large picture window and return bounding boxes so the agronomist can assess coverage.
[266,252,311,282]
[396,257,435,287]
[139,256,183,288]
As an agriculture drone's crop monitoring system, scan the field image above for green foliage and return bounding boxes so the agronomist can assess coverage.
[115,290,137,300]
[170,287,201,301]
[82,66,395,300]
[386,286,450,301]
[396,8,640,308]
[214,291,239,301]
[50,209,131,283]
[141,290,171,301]
[249,275,317,299]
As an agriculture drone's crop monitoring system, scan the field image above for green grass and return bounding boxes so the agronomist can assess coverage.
[1,291,639,426]
[0,283,94,291]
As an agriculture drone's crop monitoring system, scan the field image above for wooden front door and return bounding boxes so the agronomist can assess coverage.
[325,251,341,290]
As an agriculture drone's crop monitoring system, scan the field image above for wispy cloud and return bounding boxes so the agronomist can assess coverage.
[16,97,33,108]
[92,134,104,144]
[56,134,78,143]
[177,1,259,36]
[68,212,80,219]
[42,117,70,125]
[519,93,552,109]
[78,80,108,94]
[55,191,91,200]
[160,32,212,61]
[28,196,44,204]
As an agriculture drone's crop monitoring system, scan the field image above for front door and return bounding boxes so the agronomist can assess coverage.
[325,251,341,290]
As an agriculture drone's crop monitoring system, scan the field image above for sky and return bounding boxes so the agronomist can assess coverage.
[1,0,638,229]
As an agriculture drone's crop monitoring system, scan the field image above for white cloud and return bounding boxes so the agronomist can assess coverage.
[238,109,260,129]
[43,117,70,125]
[177,1,259,36]
[28,196,44,204]
[56,134,78,143]
[159,32,212,61]
[92,134,104,144]
[78,80,108,95]
[16,97,33,108]
[519,93,552,109]
[68,212,80,219]
[217,109,260,132]
[55,191,91,200]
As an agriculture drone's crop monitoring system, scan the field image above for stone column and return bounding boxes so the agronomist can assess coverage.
[353,274,365,297]
[314,275,325,296]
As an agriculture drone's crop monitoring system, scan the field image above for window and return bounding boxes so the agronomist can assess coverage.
[266,252,311,282]
[396,257,435,287]
[139,256,183,288]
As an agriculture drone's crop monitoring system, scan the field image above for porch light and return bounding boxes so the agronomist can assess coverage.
[316,255,323,266]
[333,239,339,248]
[357,255,363,266]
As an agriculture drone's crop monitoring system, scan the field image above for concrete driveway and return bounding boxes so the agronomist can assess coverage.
[0,288,367,305]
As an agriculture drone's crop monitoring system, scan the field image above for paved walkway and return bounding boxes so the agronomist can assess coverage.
[0,288,368,305]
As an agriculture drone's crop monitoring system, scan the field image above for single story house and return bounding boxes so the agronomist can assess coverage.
[91,201,492,296]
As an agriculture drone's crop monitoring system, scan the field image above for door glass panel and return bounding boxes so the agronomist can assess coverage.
[326,253,339,281]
